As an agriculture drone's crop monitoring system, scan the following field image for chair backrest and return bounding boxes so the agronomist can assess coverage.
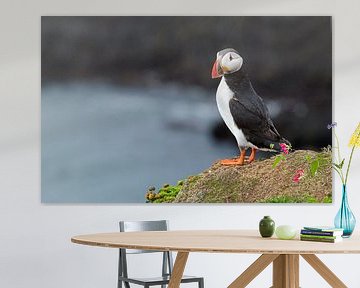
[119,220,169,254]
[120,220,168,232]
[118,220,173,282]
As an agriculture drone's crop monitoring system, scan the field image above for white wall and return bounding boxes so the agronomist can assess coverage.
[1,1,360,287]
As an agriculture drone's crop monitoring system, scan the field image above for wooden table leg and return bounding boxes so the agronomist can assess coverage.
[301,254,347,288]
[272,254,299,288]
[288,255,299,288]
[273,254,286,287]
[228,254,279,288]
[168,252,189,288]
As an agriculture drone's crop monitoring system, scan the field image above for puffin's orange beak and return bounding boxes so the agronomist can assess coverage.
[211,59,222,78]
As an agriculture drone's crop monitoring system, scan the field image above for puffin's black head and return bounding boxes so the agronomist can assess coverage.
[211,48,243,79]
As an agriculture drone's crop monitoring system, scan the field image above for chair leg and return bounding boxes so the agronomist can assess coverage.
[199,278,204,288]
[119,249,132,288]
[161,252,168,288]
[118,249,123,288]
[118,278,130,288]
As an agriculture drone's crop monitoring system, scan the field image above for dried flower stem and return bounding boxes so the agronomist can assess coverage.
[345,129,360,185]
[334,131,345,184]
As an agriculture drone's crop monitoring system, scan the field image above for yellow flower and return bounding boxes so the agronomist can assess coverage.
[349,122,360,147]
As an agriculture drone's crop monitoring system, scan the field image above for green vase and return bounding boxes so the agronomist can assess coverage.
[259,216,275,237]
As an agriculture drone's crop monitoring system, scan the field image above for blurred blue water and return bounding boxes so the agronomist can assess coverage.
[41,82,236,203]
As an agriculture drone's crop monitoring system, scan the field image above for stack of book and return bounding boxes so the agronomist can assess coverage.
[300,226,344,243]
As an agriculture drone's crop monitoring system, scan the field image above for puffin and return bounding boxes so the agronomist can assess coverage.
[211,48,290,165]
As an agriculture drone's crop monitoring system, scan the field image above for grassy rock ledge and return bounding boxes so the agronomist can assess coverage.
[171,149,332,204]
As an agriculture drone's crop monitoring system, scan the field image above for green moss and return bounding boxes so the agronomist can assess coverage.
[145,181,184,203]
[323,195,333,203]
[262,193,331,203]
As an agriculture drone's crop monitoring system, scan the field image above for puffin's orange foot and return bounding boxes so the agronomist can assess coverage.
[247,148,257,164]
[220,158,245,166]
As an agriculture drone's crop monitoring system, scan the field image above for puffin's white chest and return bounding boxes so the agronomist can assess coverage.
[216,77,248,147]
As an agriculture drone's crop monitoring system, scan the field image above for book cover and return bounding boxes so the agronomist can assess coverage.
[300,236,342,243]
[303,226,343,232]
[300,234,341,240]
[301,229,343,237]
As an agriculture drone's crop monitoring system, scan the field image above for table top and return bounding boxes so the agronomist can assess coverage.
[71,230,360,254]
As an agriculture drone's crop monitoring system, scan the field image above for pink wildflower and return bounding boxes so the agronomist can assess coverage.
[279,143,289,154]
[293,169,305,183]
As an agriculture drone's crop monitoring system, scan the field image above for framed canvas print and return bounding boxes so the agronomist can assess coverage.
[41,16,332,203]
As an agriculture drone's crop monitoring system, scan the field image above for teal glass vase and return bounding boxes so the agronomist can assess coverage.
[334,185,356,237]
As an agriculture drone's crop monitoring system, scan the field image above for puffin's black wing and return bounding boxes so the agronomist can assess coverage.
[229,91,286,149]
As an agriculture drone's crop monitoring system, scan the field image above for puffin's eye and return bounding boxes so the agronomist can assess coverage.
[229,54,233,61]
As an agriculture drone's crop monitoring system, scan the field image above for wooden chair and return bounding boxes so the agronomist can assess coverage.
[118,220,204,288]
